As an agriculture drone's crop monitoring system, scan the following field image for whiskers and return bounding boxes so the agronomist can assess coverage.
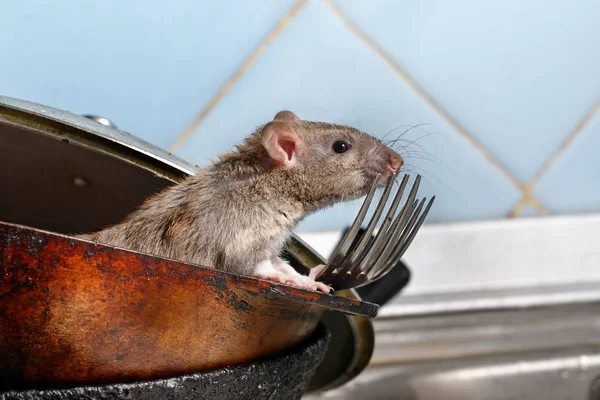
[379,123,458,195]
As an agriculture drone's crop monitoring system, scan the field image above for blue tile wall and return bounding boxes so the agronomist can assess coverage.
[0,0,295,150]
[2,0,599,232]
[333,0,600,183]
[535,113,600,214]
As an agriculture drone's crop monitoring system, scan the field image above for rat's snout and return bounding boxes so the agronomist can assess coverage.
[366,147,403,180]
[387,153,403,175]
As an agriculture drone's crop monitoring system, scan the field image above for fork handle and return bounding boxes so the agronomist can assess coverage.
[335,227,411,306]
[355,259,411,306]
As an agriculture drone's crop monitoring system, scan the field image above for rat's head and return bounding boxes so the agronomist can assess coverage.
[259,111,403,208]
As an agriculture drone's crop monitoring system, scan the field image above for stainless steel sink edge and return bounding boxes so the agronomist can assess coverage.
[305,300,600,400]
[305,346,600,400]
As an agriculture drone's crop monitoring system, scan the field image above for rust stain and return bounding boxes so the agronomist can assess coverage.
[0,221,377,389]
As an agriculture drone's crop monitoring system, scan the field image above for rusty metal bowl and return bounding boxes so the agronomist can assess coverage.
[0,96,377,392]
[0,220,374,389]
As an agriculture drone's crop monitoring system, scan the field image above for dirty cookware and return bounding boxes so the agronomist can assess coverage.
[0,96,376,392]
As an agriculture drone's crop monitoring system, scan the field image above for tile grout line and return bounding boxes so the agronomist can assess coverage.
[529,197,548,214]
[507,196,529,218]
[323,0,550,215]
[169,0,309,154]
[508,192,548,218]
[527,98,600,189]
[322,1,519,189]
[507,98,600,217]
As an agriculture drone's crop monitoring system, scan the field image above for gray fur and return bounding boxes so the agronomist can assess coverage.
[78,112,402,277]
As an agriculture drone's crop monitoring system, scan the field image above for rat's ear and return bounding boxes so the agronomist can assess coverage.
[273,110,300,122]
[261,121,302,168]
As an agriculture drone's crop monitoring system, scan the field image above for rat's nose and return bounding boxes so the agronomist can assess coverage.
[388,155,403,174]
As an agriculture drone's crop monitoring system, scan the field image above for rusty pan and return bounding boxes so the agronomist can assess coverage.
[0,96,377,392]
[0,220,375,388]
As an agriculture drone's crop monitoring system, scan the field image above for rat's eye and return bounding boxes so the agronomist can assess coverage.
[332,140,350,154]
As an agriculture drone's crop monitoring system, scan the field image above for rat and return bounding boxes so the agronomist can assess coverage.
[77,111,403,293]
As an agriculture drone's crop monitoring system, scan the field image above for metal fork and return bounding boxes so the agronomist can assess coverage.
[313,173,435,291]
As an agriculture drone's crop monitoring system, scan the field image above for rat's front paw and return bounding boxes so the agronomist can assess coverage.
[254,260,309,289]
[269,273,311,289]
[310,279,333,293]
[254,260,332,293]
[294,273,332,293]
[307,265,333,293]
[263,273,331,293]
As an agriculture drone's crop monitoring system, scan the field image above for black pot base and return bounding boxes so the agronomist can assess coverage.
[0,324,330,400]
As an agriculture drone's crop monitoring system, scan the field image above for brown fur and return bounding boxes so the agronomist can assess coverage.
[78,112,402,277]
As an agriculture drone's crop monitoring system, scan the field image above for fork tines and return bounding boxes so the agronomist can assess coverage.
[315,173,435,290]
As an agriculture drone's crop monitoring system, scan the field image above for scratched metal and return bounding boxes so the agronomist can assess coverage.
[0,221,376,389]
[0,325,329,399]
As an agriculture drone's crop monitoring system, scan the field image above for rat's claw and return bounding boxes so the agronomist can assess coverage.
[300,275,332,293]
[307,265,333,293]
[313,281,333,293]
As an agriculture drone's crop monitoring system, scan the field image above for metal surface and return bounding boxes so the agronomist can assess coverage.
[0,121,176,234]
[316,174,434,290]
[0,95,196,180]
[0,95,376,393]
[0,222,374,389]
[305,348,600,400]
[0,97,196,234]
[284,236,375,393]
[378,281,600,318]
[305,302,600,399]
[1,324,329,400]
[82,115,118,128]
[319,226,412,307]
[371,302,600,366]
